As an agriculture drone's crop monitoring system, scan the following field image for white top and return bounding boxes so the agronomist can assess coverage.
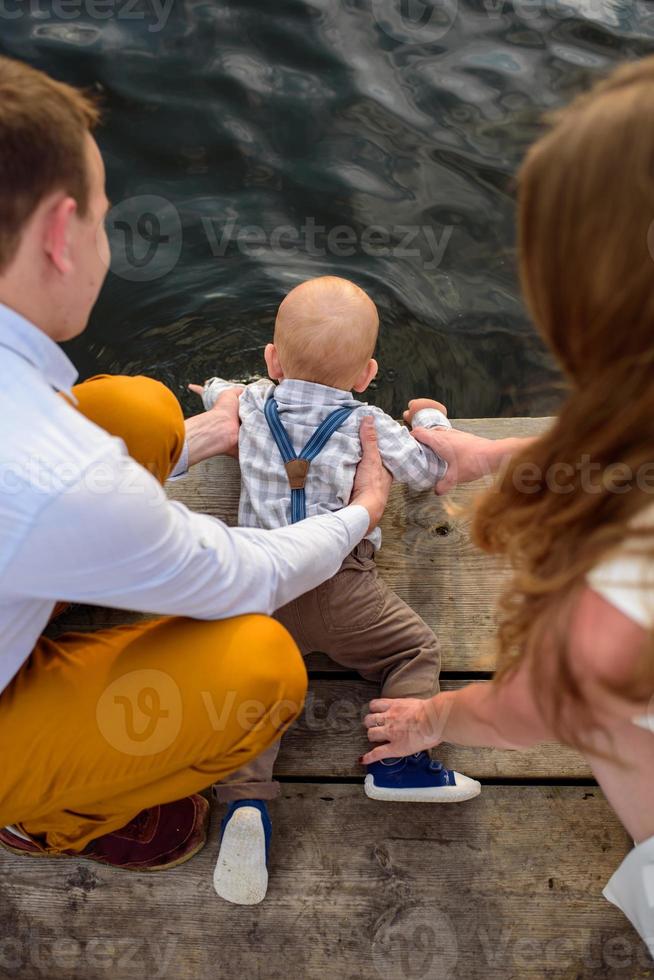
[0,305,369,695]
[201,377,450,549]
[587,509,654,733]
[586,513,654,948]
[587,509,654,629]
[603,833,654,958]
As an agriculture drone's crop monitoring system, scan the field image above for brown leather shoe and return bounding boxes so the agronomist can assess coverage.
[0,795,209,872]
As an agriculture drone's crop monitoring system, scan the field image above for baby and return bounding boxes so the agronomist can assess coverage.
[196,276,480,905]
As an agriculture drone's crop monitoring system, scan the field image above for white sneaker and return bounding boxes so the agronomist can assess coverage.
[213,801,270,905]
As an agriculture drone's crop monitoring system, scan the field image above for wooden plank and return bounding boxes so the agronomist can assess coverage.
[34,640,592,778]
[0,786,642,980]
[273,678,590,780]
[47,417,554,673]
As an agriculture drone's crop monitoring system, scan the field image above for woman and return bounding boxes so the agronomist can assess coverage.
[362,58,654,954]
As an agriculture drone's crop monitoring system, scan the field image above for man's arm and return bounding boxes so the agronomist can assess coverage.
[176,386,243,472]
[178,379,273,473]
[7,418,389,621]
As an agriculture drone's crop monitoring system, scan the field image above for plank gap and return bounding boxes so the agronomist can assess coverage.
[276,775,600,788]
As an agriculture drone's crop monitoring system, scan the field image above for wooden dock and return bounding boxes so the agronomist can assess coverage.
[1,418,648,980]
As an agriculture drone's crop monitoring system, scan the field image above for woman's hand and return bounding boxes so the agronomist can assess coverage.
[414,427,502,494]
[361,693,454,764]
[184,385,244,467]
[403,397,535,494]
[350,416,393,534]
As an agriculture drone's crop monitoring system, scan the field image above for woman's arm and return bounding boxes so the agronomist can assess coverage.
[362,665,555,764]
[362,585,651,764]
[412,426,533,495]
[404,398,535,494]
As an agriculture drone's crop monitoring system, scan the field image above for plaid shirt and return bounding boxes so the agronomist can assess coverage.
[202,378,450,549]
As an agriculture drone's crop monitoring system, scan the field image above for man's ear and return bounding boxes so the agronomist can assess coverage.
[264,343,284,381]
[353,358,378,393]
[43,196,77,275]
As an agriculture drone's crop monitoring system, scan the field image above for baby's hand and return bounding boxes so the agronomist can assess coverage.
[403,398,448,425]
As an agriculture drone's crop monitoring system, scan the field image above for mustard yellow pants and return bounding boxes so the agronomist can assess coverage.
[0,375,307,853]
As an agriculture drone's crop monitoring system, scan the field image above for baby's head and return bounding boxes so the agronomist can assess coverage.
[264,276,379,392]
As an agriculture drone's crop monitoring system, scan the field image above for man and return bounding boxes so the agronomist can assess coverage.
[0,56,390,872]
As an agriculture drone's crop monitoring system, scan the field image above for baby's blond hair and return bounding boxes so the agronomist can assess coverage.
[274,277,379,389]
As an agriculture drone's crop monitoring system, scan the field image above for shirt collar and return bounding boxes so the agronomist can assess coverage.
[0,303,78,395]
[275,379,357,407]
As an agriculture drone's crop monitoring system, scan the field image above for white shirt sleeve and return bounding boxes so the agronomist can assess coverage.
[168,439,190,480]
[6,452,369,619]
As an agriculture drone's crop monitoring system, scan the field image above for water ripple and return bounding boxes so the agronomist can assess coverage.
[0,0,651,417]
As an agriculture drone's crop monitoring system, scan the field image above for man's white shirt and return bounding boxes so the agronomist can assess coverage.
[0,305,369,695]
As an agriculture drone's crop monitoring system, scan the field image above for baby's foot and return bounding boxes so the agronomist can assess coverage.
[213,800,271,905]
[364,752,480,803]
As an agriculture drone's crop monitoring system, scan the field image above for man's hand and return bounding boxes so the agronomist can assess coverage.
[403,397,448,424]
[361,693,453,764]
[350,416,393,534]
[184,384,244,468]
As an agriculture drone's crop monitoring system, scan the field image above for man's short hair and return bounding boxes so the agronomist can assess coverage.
[0,56,100,273]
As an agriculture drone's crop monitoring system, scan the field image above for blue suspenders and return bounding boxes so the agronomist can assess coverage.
[264,394,355,524]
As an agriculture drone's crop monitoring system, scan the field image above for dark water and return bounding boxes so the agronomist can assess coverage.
[2,1,653,418]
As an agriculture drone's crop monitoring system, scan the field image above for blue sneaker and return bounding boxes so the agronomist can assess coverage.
[365,752,481,803]
[213,800,271,905]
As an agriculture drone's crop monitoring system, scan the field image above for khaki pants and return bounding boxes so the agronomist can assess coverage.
[214,541,441,802]
[0,375,307,852]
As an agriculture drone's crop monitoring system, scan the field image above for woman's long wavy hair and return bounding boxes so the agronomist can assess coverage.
[473,58,654,746]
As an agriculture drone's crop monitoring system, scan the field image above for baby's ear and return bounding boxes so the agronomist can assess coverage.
[353,358,378,393]
[264,343,284,381]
